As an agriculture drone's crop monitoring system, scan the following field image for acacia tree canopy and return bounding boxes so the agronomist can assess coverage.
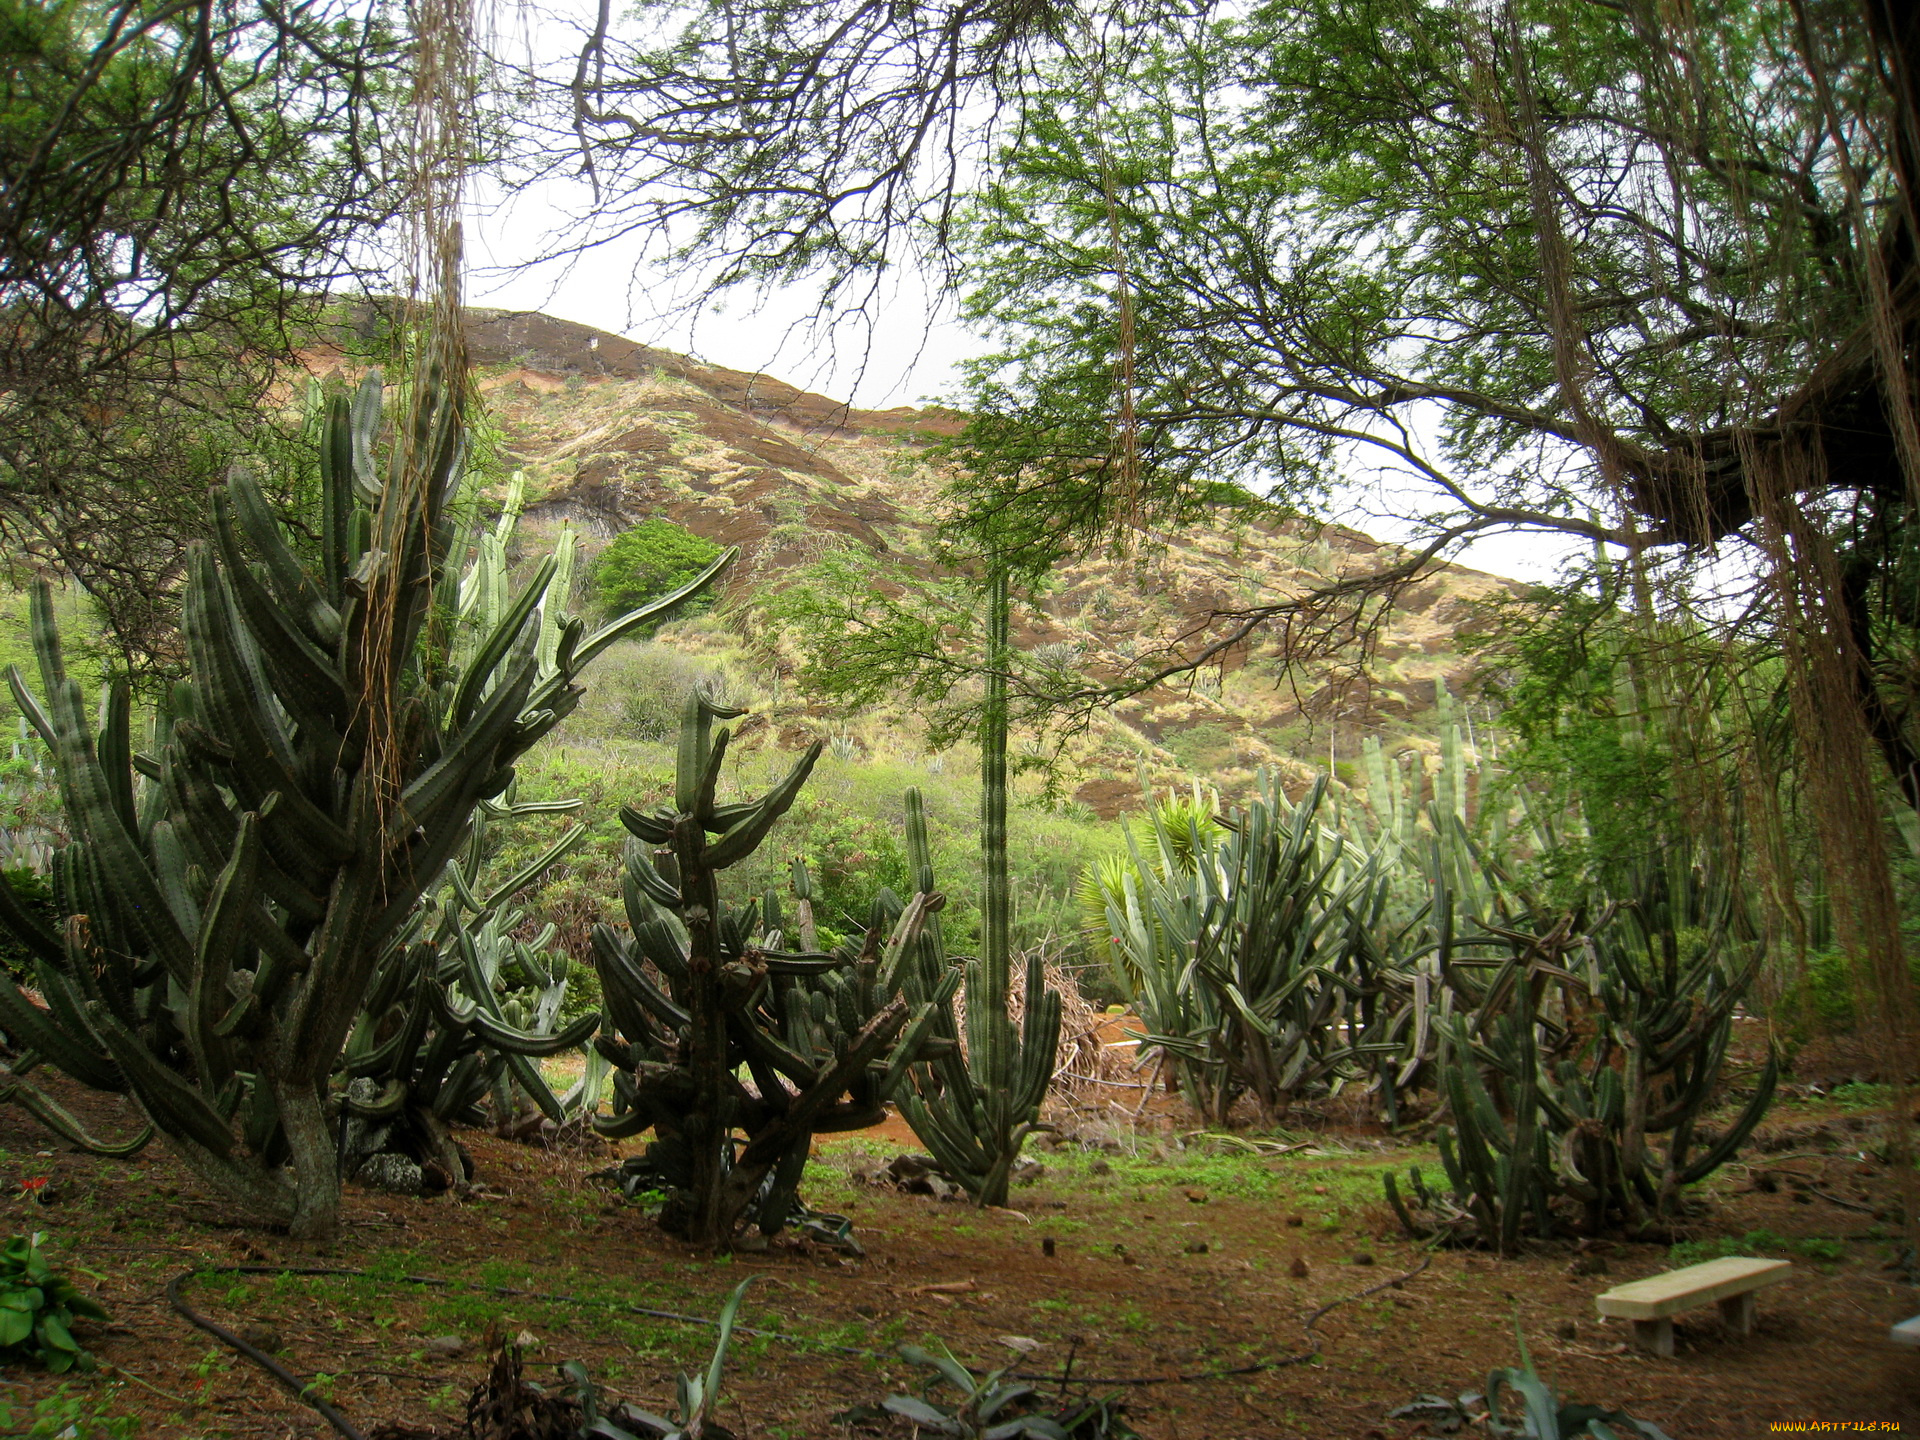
[0,0,408,671]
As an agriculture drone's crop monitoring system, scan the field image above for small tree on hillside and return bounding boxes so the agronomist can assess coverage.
[592,520,724,629]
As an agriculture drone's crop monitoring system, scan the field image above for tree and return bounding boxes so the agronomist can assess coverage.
[591,518,724,626]
[555,0,1920,1072]
[0,0,409,671]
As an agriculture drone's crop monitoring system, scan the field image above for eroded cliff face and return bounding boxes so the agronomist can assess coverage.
[302,309,1521,814]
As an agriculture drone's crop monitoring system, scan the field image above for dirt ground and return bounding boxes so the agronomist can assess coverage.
[0,1073,1915,1439]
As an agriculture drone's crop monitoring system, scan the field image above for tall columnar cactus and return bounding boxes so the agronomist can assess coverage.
[895,566,1061,1208]
[0,356,728,1238]
[589,693,949,1247]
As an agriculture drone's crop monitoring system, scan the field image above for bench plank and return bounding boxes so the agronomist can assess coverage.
[1596,1256,1791,1322]
[1892,1315,1920,1348]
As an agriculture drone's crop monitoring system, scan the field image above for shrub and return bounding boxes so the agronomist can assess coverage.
[0,1234,108,1374]
[591,520,724,627]
[0,867,56,984]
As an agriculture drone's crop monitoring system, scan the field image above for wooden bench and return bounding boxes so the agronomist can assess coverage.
[1891,1315,1920,1347]
[1595,1256,1791,1356]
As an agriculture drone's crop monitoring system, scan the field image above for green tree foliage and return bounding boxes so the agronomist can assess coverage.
[591,520,724,628]
[0,0,407,670]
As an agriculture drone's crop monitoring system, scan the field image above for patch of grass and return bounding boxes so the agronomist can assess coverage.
[1669,1229,1848,1266]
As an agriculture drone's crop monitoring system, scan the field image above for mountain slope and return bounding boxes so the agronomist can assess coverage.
[306,310,1524,814]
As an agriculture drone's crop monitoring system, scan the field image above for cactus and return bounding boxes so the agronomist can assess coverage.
[894,565,1062,1207]
[334,795,603,1188]
[1090,773,1407,1127]
[1386,841,1777,1249]
[588,693,947,1247]
[0,352,728,1238]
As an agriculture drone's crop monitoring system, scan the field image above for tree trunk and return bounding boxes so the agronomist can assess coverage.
[274,1074,341,1241]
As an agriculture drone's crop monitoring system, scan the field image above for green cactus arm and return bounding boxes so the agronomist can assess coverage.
[620,806,675,844]
[1676,1050,1778,1185]
[187,812,264,1088]
[86,1004,236,1158]
[38,683,196,983]
[734,998,911,1171]
[211,495,346,706]
[572,547,738,672]
[0,967,120,1091]
[627,853,685,909]
[0,1075,151,1157]
[389,651,538,840]
[467,1008,601,1058]
[96,678,138,842]
[5,664,56,752]
[591,928,681,1039]
[760,952,848,975]
[703,742,826,869]
[230,468,339,634]
[479,823,589,912]
[450,553,557,728]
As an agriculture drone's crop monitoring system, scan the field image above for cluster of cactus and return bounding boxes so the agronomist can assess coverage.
[892,566,1060,1209]
[0,352,724,1237]
[588,692,951,1246]
[1090,774,1421,1126]
[335,797,603,1191]
[1085,754,1772,1245]
[1383,844,1777,1251]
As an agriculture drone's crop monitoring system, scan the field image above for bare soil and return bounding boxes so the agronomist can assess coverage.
[0,1073,1914,1439]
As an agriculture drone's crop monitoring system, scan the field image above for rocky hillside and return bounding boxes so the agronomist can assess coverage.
[305,310,1525,816]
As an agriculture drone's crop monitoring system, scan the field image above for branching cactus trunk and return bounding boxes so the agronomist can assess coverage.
[0,350,726,1238]
[588,694,947,1249]
[896,566,1061,1208]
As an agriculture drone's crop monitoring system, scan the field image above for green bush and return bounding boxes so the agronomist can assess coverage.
[0,867,57,983]
[590,520,724,627]
[0,1234,108,1374]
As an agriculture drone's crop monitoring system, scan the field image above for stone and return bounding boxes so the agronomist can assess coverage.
[424,1336,467,1359]
[355,1152,425,1196]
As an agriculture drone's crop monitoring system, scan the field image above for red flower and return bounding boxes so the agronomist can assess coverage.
[18,1176,48,1194]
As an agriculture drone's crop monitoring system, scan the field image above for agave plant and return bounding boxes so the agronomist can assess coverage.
[0,350,728,1237]
[573,1279,755,1440]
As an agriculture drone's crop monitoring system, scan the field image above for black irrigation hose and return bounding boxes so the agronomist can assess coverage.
[166,1270,369,1440]
[165,1252,1436,1434]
